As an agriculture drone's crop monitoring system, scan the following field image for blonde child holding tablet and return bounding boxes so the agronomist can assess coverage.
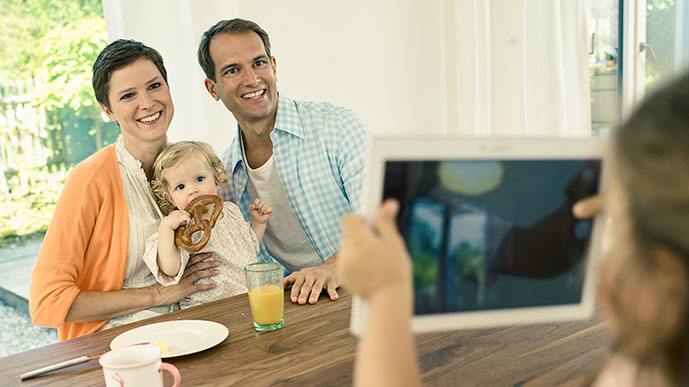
[339,72,689,386]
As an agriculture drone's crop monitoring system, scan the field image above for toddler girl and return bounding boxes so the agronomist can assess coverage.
[144,141,272,308]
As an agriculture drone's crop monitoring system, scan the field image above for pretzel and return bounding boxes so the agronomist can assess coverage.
[174,195,223,253]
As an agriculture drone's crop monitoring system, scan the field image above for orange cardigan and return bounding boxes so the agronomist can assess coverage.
[30,145,129,340]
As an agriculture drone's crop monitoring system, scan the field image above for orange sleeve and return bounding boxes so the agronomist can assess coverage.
[29,146,128,340]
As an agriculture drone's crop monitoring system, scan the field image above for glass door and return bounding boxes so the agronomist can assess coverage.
[587,0,621,136]
[588,0,688,133]
[643,0,689,93]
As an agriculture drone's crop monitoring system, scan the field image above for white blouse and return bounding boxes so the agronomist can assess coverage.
[100,137,177,330]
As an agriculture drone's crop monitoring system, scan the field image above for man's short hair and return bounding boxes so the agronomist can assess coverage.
[197,18,272,82]
[92,39,168,110]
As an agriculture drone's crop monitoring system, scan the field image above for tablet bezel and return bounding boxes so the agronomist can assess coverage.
[350,136,608,335]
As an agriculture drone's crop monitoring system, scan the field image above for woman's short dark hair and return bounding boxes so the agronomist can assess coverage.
[197,18,272,82]
[92,39,168,110]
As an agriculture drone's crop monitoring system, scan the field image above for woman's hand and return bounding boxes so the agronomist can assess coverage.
[65,253,220,322]
[153,252,219,305]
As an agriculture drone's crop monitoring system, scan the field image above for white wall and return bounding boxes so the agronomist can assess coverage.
[102,0,239,153]
[103,0,448,154]
[447,0,590,137]
[103,0,590,152]
[238,0,447,136]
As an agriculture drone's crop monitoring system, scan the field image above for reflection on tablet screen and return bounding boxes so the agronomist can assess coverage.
[382,159,601,315]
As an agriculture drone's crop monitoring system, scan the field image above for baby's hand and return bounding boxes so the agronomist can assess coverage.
[162,210,191,231]
[249,199,272,224]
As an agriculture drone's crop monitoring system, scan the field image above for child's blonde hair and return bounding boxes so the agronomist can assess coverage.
[151,141,228,214]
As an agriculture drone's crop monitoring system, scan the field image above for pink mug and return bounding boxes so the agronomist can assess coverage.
[99,344,181,387]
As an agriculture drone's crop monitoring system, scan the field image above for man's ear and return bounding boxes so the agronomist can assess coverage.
[271,56,277,81]
[204,78,220,101]
[100,103,116,122]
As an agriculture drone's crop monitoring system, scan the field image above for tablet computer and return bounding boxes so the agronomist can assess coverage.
[350,137,607,335]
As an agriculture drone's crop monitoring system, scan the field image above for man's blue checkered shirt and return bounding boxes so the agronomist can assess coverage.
[218,94,372,268]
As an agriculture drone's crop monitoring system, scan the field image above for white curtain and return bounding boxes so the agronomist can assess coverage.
[101,0,447,143]
[102,0,240,154]
[448,0,591,137]
[102,0,590,141]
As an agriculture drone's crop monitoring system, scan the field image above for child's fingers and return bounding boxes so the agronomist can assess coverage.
[341,213,371,246]
[256,201,271,213]
[375,199,401,241]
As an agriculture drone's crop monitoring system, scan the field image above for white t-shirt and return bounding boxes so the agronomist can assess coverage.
[245,154,322,272]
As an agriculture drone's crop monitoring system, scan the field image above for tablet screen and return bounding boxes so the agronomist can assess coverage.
[381,159,601,315]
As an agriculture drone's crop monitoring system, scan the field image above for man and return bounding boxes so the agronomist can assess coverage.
[198,18,372,305]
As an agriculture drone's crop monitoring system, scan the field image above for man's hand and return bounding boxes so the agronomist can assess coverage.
[283,257,339,304]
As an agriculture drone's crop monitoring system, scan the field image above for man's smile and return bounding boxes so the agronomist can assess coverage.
[242,89,265,99]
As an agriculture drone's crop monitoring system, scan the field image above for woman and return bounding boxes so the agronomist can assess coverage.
[29,40,218,341]
[339,72,689,386]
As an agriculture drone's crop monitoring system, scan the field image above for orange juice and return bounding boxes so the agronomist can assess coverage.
[248,285,284,325]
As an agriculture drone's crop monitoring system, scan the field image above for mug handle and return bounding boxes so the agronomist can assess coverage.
[159,362,182,387]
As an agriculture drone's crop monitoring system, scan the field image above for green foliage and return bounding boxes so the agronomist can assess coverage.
[0,0,116,169]
[0,0,104,79]
[0,166,67,243]
[39,18,107,118]
[455,242,484,278]
[409,219,440,310]
[454,241,486,304]
[0,0,118,241]
[647,0,675,9]
[0,0,108,121]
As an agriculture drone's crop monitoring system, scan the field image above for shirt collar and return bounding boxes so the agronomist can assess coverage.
[273,94,304,139]
[115,134,145,173]
[228,93,303,173]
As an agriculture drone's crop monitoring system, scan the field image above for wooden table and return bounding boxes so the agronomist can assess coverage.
[1,289,609,386]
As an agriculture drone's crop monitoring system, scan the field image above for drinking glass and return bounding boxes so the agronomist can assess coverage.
[244,262,285,331]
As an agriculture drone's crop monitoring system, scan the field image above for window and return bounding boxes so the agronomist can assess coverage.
[0,0,116,247]
[587,0,689,135]
[587,0,621,136]
[644,0,688,92]
[0,0,115,354]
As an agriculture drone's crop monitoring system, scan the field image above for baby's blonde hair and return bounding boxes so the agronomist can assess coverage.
[151,141,228,214]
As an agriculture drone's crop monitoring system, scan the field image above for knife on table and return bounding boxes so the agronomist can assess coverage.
[19,342,150,380]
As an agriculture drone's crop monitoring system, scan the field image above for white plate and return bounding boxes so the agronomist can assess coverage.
[110,320,229,358]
